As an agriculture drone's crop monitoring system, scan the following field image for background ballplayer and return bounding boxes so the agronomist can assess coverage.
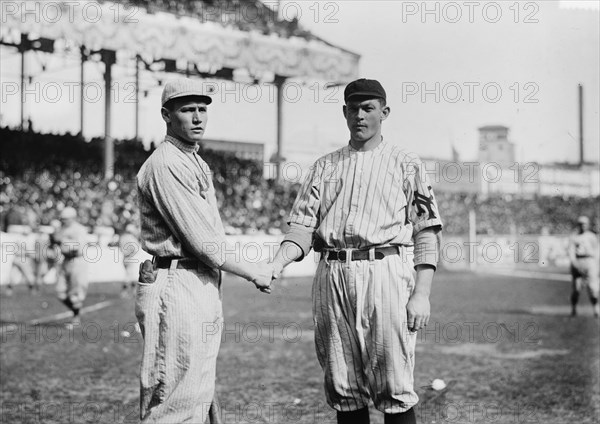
[569,215,600,317]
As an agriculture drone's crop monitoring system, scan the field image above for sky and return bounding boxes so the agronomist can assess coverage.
[1,0,598,168]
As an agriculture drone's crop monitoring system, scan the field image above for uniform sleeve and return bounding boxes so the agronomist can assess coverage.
[283,162,322,258]
[413,227,442,270]
[147,161,227,268]
[404,154,443,236]
[283,223,313,260]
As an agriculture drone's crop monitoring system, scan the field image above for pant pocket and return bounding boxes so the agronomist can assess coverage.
[135,269,166,322]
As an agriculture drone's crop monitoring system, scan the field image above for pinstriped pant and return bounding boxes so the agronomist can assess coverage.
[135,264,223,423]
[312,251,419,414]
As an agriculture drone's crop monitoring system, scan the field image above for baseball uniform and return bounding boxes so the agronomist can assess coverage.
[54,219,89,313]
[283,140,442,414]
[136,134,227,423]
[119,228,141,292]
[569,230,600,300]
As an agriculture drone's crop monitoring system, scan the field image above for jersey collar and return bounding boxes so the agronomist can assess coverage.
[348,136,387,154]
[165,135,199,154]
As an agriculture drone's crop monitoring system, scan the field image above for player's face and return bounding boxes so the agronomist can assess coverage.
[343,98,389,143]
[162,97,209,144]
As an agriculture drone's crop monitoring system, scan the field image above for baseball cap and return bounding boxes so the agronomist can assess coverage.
[577,216,590,224]
[161,77,213,107]
[60,207,77,219]
[344,78,386,103]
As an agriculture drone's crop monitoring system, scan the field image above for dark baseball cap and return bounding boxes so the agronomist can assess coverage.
[344,78,386,103]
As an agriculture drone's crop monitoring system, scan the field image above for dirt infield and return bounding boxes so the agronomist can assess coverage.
[1,269,598,423]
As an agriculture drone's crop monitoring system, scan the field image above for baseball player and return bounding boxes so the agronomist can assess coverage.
[54,207,89,325]
[6,224,38,296]
[135,77,273,423]
[568,216,599,317]
[271,79,442,424]
[119,223,141,297]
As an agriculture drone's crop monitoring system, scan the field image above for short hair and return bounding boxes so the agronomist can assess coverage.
[162,99,176,112]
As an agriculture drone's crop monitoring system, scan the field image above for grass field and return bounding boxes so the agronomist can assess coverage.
[1,269,598,424]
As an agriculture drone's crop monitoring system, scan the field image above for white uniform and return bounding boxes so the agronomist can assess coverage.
[570,230,600,298]
[284,141,442,413]
[55,221,89,310]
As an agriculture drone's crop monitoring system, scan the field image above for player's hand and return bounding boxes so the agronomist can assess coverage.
[406,292,430,332]
[271,260,284,280]
[138,260,157,284]
[251,260,273,294]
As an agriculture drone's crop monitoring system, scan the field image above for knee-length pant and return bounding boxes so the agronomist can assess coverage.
[135,265,222,423]
[313,252,419,414]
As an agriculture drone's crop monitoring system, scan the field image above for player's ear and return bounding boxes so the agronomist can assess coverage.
[161,107,171,124]
[342,104,348,119]
[380,105,390,122]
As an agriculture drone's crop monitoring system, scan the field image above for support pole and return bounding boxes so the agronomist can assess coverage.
[80,45,86,137]
[468,209,476,270]
[274,76,286,182]
[578,84,584,166]
[20,33,27,130]
[135,55,140,142]
[102,49,116,180]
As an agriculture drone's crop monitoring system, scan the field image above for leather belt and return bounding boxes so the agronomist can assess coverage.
[575,255,591,259]
[154,257,199,270]
[326,246,401,262]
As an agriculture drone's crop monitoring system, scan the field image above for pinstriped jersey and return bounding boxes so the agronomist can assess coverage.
[137,135,227,268]
[288,140,442,250]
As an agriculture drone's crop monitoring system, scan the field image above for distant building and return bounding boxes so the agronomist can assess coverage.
[478,125,515,166]
[423,125,599,197]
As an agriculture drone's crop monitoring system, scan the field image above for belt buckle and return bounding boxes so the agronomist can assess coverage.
[344,248,352,265]
[368,247,376,261]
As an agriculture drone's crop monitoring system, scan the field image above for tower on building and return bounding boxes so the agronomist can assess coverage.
[478,125,515,165]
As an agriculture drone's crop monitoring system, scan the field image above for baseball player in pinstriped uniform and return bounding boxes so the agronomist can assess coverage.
[568,216,599,317]
[135,78,273,423]
[271,79,443,424]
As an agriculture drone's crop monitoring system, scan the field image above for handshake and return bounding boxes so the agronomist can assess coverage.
[138,259,283,294]
[249,260,283,294]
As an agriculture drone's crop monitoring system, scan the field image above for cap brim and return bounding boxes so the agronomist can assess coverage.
[346,92,385,101]
[163,93,213,106]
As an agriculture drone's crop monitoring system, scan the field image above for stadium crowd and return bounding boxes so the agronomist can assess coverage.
[1,127,598,237]
[0,127,297,235]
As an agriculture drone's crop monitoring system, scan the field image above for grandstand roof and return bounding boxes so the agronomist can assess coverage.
[1,0,360,82]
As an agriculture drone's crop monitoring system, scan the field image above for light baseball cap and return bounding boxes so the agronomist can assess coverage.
[60,207,77,219]
[161,77,213,106]
[577,216,590,224]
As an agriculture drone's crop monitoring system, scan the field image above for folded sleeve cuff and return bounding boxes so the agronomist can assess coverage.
[413,227,442,270]
[282,223,313,261]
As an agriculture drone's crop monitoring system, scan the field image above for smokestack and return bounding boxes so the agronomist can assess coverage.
[579,84,584,166]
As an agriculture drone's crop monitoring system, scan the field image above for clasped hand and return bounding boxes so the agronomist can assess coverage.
[251,260,282,294]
